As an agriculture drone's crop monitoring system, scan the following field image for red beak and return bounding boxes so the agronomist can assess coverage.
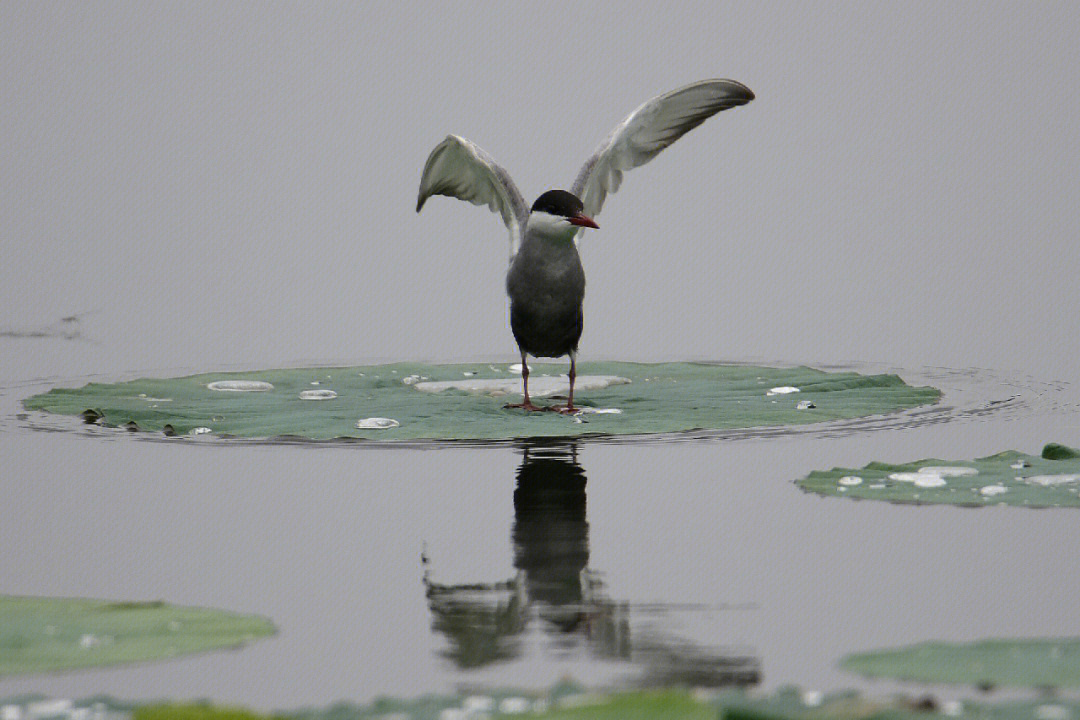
[568,213,599,229]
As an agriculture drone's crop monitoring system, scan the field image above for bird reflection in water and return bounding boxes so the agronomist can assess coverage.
[423,442,760,688]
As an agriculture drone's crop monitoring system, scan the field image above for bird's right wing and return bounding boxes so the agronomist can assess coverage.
[571,79,755,224]
[417,135,529,261]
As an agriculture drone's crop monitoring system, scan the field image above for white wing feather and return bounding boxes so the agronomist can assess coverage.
[416,135,528,260]
[571,79,754,222]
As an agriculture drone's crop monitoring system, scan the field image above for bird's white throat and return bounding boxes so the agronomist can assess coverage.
[526,210,577,240]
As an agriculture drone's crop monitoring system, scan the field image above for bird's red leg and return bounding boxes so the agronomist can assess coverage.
[551,352,579,414]
[504,352,543,411]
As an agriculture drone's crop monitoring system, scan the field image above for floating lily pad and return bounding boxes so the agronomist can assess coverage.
[841,638,1080,689]
[797,444,1080,508]
[23,362,940,442]
[0,595,275,676]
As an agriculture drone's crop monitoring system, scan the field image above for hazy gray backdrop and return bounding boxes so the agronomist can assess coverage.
[3,2,1078,380]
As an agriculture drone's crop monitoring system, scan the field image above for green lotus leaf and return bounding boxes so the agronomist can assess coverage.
[23,362,940,442]
[0,595,274,676]
[841,638,1080,689]
[797,444,1080,508]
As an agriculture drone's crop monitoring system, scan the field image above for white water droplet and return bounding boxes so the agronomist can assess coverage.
[942,700,963,717]
[767,386,800,396]
[299,389,337,401]
[1036,705,1070,720]
[980,485,1008,496]
[356,417,399,429]
[801,690,823,707]
[1023,473,1080,486]
[463,696,494,713]
[207,380,273,392]
[579,407,622,415]
[838,476,863,486]
[25,701,72,718]
[869,483,886,489]
[499,697,530,714]
[919,466,978,477]
[888,465,975,489]
[509,363,531,373]
[401,374,422,385]
[189,427,213,436]
[414,375,629,398]
[79,633,100,649]
[889,471,947,488]
[796,399,816,410]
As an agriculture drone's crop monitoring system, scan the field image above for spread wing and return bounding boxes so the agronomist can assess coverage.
[417,134,529,261]
[571,79,755,223]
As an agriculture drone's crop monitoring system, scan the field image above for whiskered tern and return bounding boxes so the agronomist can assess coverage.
[417,79,754,412]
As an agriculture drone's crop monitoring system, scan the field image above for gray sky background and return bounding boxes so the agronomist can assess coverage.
[2,2,1078,380]
[3,4,1080,706]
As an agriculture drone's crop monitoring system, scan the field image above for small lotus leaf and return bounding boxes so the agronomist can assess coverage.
[841,637,1080,689]
[798,444,1080,508]
[0,595,275,676]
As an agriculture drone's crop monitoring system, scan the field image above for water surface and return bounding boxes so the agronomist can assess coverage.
[3,337,1080,709]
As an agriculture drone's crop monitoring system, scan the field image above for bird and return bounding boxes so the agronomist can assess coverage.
[416,79,754,413]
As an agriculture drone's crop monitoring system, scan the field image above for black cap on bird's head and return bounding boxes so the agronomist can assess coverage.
[531,190,599,229]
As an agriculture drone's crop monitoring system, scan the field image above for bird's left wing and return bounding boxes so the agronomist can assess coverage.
[417,135,529,261]
[570,79,754,226]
